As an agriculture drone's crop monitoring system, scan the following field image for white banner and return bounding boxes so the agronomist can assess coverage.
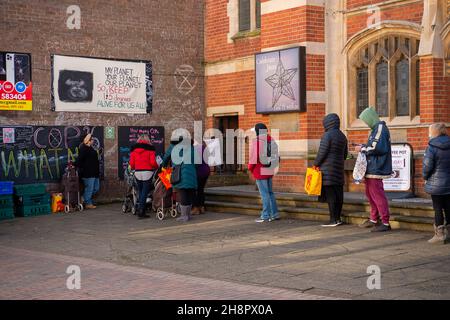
[52,55,151,114]
[383,144,412,192]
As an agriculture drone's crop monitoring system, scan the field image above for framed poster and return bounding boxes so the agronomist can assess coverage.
[51,54,152,114]
[255,46,306,114]
[0,51,32,111]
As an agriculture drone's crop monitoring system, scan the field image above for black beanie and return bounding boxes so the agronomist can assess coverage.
[255,123,268,136]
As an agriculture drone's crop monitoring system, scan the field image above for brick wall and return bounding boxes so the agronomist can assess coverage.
[346,1,423,38]
[0,0,204,198]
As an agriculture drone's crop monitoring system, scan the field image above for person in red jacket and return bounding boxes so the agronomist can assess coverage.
[248,123,280,223]
[129,134,158,219]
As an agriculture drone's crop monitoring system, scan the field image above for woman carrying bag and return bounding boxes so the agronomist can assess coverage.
[161,136,197,222]
[313,114,348,227]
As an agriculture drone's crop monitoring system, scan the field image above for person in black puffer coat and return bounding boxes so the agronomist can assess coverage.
[423,123,450,244]
[314,113,348,226]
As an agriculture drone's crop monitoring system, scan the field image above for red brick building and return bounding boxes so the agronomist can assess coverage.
[205,0,450,197]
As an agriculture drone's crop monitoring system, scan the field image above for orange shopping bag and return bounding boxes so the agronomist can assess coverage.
[158,167,173,189]
[304,166,322,196]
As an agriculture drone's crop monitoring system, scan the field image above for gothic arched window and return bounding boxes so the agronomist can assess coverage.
[350,36,420,121]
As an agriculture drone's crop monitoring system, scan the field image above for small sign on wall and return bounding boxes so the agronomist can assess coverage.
[105,126,115,139]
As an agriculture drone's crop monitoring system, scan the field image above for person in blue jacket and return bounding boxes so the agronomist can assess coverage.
[161,135,198,222]
[355,107,393,232]
[423,123,450,244]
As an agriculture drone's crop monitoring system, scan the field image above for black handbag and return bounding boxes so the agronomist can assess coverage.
[170,165,182,185]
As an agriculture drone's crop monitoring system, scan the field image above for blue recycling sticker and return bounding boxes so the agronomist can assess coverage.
[15,82,27,93]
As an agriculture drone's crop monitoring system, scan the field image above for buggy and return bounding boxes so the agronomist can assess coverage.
[121,167,156,215]
[61,162,84,213]
[152,171,180,221]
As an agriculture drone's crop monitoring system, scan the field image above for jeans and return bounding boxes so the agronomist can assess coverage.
[82,178,100,205]
[365,178,390,225]
[431,194,450,226]
[136,179,152,213]
[255,178,279,220]
[322,185,344,223]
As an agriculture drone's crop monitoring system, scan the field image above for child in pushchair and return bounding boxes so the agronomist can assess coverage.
[152,167,180,221]
[121,167,156,215]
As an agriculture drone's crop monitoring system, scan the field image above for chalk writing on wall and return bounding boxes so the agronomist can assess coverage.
[117,126,164,180]
[0,126,104,183]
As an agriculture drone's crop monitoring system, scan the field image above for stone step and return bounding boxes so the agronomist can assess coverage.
[205,200,434,232]
[205,189,434,218]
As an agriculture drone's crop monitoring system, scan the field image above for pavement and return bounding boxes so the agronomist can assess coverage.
[0,204,449,300]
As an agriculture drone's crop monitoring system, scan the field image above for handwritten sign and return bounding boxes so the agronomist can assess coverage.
[117,126,165,179]
[383,144,413,192]
[51,55,152,114]
[0,126,104,183]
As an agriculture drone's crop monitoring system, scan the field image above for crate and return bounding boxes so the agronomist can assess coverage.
[0,181,14,195]
[14,183,46,196]
[15,204,51,217]
[15,193,51,206]
[0,195,14,208]
[0,208,15,221]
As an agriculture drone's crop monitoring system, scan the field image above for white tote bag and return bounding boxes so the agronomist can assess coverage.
[352,152,367,184]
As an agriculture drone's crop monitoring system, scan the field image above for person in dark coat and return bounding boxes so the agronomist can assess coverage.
[192,141,211,215]
[314,113,348,227]
[161,136,198,222]
[129,134,159,219]
[75,133,100,209]
[423,123,450,244]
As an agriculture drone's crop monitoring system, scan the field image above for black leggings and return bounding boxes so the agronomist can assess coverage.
[323,185,344,223]
[194,176,209,207]
[431,195,450,226]
[176,189,195,206]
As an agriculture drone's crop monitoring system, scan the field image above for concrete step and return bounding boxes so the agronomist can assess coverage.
[205,200,434,232]
[205,187,435,232]
[205,189,434,219]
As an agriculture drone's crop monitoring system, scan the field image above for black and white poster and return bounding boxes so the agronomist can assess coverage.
[51,54,152,114]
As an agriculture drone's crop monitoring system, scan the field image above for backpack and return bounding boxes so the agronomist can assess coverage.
[259,138,280,168]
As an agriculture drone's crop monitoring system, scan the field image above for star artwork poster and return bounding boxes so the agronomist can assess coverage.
[255,47,306,114]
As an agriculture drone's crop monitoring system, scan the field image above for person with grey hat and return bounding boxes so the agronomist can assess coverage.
[248,123,280,223]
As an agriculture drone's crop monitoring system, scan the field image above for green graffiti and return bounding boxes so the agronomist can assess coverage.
[31,150,39,179]
[39,149,53,179]
[49,148,63,178]
[68,147,79,163]
[1,150,22,178]
[22,150,29,178]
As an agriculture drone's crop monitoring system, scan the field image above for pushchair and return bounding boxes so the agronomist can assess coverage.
[121,167,156,215]
[61,161,84,213]
[152,168,180,220]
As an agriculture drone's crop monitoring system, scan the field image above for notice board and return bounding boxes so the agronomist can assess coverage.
[118,126,165,180]
[0,125,104,183]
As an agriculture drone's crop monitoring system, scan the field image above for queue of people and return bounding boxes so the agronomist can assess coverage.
[247,107,448,244]
[73,110,449,243]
